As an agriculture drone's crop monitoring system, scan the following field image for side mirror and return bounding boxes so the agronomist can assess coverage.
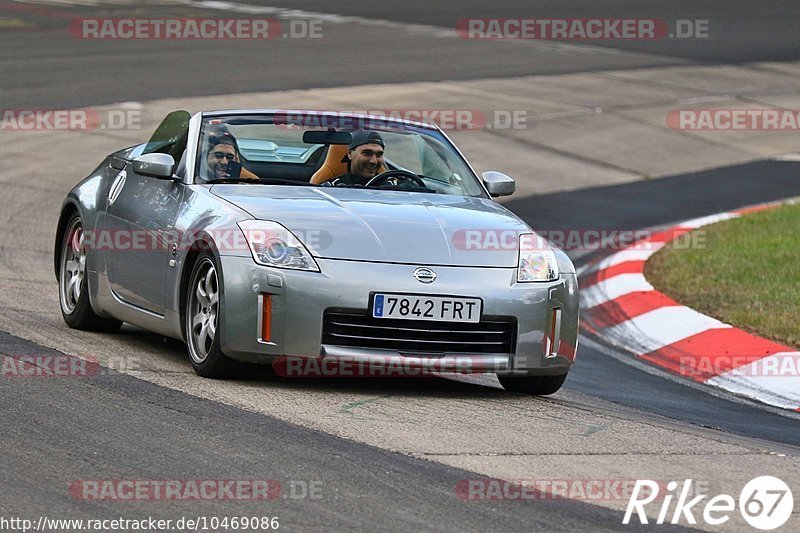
[482,171,515,197]
[133,153,176,180]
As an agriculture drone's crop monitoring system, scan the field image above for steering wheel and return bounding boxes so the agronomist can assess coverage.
[365,170,427,189]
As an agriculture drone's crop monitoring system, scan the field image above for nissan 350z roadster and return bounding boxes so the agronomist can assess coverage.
[55,110,578,394]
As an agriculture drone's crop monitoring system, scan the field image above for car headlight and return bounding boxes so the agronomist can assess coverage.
[237,220,320,272]
[517,233,559,282]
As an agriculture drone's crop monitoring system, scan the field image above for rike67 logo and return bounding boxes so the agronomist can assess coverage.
[624,476,793,530]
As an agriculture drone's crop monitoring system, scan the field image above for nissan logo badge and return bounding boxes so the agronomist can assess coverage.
[413,267,437,284]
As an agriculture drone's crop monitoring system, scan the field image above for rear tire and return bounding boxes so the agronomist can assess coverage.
[185,252,235,378]
[58,214,122,332]
[498,373,568,395]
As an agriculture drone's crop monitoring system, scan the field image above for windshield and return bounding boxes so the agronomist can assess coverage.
[194,113,487,197]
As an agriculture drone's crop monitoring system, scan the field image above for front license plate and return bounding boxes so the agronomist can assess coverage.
[372,294,482,323]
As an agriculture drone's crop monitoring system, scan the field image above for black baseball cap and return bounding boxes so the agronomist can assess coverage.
[207,130,240,152]
[348,129,385,150]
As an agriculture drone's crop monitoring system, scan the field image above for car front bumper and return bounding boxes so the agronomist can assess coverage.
[218,256,578,375]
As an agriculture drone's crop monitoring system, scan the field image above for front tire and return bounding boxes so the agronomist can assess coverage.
[498,373,568,395]
[185,252,235,378]
[58,214,122,332]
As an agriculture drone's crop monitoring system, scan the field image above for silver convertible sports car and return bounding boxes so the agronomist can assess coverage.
[55,110,578,394]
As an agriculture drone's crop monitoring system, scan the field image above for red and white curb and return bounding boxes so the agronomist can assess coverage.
[578,200,800,412]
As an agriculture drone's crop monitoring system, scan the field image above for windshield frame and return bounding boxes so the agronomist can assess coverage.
[190,110,491,198]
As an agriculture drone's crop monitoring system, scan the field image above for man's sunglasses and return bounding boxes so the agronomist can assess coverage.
[212,152,236,161]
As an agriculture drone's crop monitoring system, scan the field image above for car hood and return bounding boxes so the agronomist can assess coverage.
[211,186,537,267]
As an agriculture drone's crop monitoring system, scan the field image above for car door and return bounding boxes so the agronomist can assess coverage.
[102,111,190,315]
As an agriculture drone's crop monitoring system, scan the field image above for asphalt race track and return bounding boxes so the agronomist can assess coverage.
[1,1,799,531]
[4,0,800,108]
[3,331,683,532]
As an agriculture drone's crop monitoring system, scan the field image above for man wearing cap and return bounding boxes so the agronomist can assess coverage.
[330,129,386,186]
[204,130,259,181]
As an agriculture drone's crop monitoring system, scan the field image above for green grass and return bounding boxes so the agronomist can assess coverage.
[645,203,800,349]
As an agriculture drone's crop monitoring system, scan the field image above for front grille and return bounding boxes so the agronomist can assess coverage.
[322,311,516,354]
